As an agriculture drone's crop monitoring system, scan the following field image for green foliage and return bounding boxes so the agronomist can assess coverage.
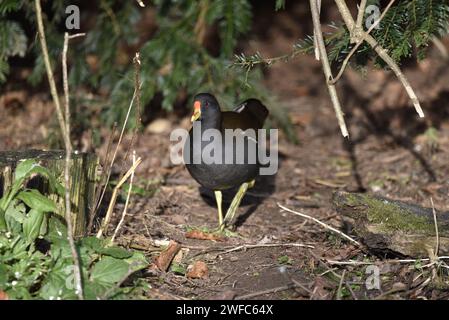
[236,1,449,74]
[0,160,148,300]
[0,0,268,125]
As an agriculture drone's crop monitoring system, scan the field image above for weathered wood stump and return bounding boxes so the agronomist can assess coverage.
[0,150,98,237]
[333,191,449,257]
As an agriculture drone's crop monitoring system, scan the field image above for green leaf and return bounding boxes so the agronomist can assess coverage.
[90,257,129,284]
[17,189,57,213]
[22,209,44,241]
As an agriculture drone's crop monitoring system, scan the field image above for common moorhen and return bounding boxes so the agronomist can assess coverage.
[184,93,269,231]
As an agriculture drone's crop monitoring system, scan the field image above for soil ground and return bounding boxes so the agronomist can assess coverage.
[2,2,449,300]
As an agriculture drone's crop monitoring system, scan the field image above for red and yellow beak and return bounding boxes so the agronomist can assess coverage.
[191,100,201,122]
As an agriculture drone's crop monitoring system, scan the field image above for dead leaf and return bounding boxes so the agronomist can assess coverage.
[185,230,224,241]
[0,291,8,300]
[155,240,181,271]
[187,261,209,279]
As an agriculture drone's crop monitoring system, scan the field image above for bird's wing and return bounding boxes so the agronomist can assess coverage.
[232,99,269,128]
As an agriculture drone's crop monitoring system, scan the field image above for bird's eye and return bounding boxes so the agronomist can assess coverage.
[205,101,209,107]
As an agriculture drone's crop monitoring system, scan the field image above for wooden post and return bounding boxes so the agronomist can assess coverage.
[0,150,98,237]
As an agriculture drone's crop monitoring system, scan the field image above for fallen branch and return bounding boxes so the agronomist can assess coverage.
[332,191,449,257]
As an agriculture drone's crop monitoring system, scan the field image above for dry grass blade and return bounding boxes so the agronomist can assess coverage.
[110,151,137,244]
[96,157,142,238]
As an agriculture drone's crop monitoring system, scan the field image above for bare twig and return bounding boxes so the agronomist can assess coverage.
[309,0,349,137]
[356,0,367,28]
[62,32,85,300]
[278,203,362,246]
[334,0,424,118]
[111,151,137,244]
[313,0,322,60]
[96,157,142,238]
[326,256,449,266]
[34,0,70,148]
[330,0,396,85]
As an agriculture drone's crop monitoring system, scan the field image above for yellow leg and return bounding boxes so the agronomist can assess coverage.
[223,179,255,229]
[214,190,224,229]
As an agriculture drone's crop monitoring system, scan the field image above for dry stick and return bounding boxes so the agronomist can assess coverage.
[110,151,137,244]
[277,203,362,246]
[330,0,396,85]
[62,32,85,300]
[34,0,70,149]
[96,157,142,238]
[95,52,141,222]
[88,122,117,232]
[326,256,449,266]
[95,90,137,220]
[334,0,424,118]
[313,0,322,60]
[309,0,349,137]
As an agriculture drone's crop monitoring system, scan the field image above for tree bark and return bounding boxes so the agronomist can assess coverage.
[332,191,449,257]
[0,150,98,237]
